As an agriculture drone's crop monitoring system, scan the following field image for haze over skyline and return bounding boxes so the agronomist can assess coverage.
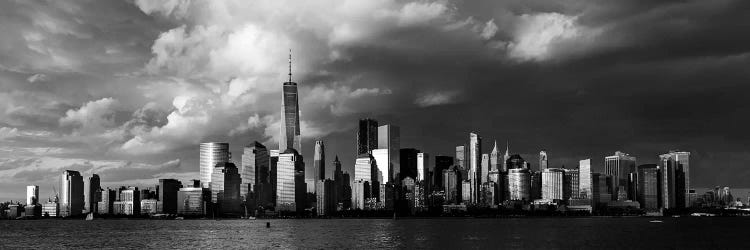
[2,0,750,201]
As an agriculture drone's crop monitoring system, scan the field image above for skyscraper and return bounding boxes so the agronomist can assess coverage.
[417,152,428,182]
[502,142,510,172]
[159,179,182,214]
[85,174,100,214]
[241,141,269,200]
[660,151,690,209]
[276,149,305,213]
[481,153,489,184]
[539,150,548,171]
[490,141,500,172]
[455,145,466,170]
[400,148,419,181]
[354,154,375,184]
[333,156,344,204]
[434,156,453,191]
[200,142,230,188]
[605,151,636,201]
[316,179,335,216]
[443,168,458,204]
[564,168,579,200]
[27,185,39,205]
[468,132,481,203]
[280,52,301,151]
[636,164,661,211]
[358,119,378,155]
[542,168,564,201]
[60,170,84,217]
[211,162,241,215]
[377,124,400,182]
[579,159,592,200]
[313,140,325,184]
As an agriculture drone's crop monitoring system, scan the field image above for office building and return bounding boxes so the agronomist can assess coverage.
[313,140,326,184]
[564,168,580,200]
[468,132,481,203]
[508,168,531,201]
[455,145,466,171]
[461,180,471,204]
[579,159,593,200]
[637,164,661,211]
[60,170,84,217]
[27,185,39,205]
[42,195,59,217]
[502,142,511,172]
[443,168,459,204]
[141,199,159,215]
[481,153,489,184]
[280,55,301,151]
[98,188,116,215]
[241,141,269,200]
[276,149,305,213]
[158,179,181,214]
[542,168,564,200]
[316,179,336,216]
[530,171,542,200]
[539,151,548,171]
[177,187,210,215]
[434,156,453,191]
[200,142,230,188]
[605,151,637,201]
[118,187,140,216]
[377,124,400,182]
[400,148,419,181]
[211,162,241,215]
[417,152,429,182]
[352,180,367,210]
[333,156,345,205]
[84,174,101,214]
[357,119,378,155]
[490,141,500,172]
[660,151,690,209]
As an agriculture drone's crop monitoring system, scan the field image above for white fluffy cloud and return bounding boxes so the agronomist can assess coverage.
[59,97,119,135]
[507,13,586,61]
[415,90,460,107]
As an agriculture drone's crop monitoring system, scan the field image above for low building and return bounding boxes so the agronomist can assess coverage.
[140,199,159,215]
[177,187,210,215]
[42,200,59,217]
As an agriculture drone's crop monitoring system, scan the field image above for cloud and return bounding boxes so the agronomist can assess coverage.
[0,127,19,140]
[26,73,48,83]
[59,97,119,135]
[415,91,460,107]
[480,19,498,40]
[507,13,584,61]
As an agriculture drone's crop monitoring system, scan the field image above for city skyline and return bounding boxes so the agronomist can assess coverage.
[3,0,750,202]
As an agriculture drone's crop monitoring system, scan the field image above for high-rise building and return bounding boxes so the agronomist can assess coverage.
[158,179,181,214]
[660,151,690,209]
[270,149,279,206]
[117,187,140,216]
[276,149,305,213]
[636,164,661,211]
[60,170,84,217]
[455,145,466,171]
[417,152,429,182]
[530,171,542,200]
[481,153,489,185]
[468,132,481,204]
[508,168,530,201]
[506,154,526,170]
[542,168,564,201]
[98,188,116,215]
[241,141,269,200]
[357,119,378,155]
[316,179,336,216]
[400,148,419,181]
[461,180,472,204]
[502,142,511,172]
[177,187,210,215]
[280,53,301,151]
[434,156,453,191]
[200,142,230,188]
[539,151,548,171]
[27,185,39,205]
[354,154,375,184]
[489,141,500,172]
[579,159,593,200]
[211,162,242,215]
[333,156,344,205]
[564,168,580,200]
[372,149,389,184]
[377,124,400,182]
[313,140,325,184]
[443,168,459,204]
[605,151,636,201]
[84,174,100,214]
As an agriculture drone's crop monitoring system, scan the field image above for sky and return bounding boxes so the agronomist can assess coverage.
[1,0,750,201]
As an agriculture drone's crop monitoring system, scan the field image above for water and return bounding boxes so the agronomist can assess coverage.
[1,217,748,249]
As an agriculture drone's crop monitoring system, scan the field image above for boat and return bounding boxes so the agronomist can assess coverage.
[649,220,663,223]
[85,213,94,221]
[175,217,184,220]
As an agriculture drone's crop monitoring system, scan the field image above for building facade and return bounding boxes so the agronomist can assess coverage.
[200,142,230,188]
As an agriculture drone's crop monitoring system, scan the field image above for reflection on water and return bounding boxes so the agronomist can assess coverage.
[1,217,749,249]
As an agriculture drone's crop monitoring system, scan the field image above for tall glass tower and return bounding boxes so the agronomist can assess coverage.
[280,52,301,151]
[468,132,481,204]
[200,142,229,188]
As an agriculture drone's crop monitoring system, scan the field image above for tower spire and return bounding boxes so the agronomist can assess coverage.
[288,49,292,83]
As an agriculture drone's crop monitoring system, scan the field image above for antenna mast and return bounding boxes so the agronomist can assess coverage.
[288,49,292,83]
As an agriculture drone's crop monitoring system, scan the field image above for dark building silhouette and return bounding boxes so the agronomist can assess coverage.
[86,174,101,214]
[400,148,419,181]
[434,156,454,191]
[357,119,378,155]
[159,179,182,214]
[636,164,661,211]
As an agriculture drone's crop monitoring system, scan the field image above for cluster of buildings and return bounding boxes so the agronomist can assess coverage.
[0,55,728,219]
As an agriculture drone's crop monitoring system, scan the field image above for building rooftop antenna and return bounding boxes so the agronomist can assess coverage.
[288,49,292,83]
